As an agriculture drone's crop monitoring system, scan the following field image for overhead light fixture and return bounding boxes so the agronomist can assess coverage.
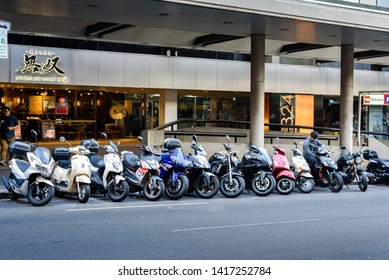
[158,12,169,17]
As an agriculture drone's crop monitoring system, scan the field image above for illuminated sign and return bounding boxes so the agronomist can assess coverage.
[11,46,71,84]
[363,94,389,105]
[0,20,10,59]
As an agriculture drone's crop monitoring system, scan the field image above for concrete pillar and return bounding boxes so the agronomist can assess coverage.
[340,44,354,152]
[250,34,266,147]
[159,89,177,128]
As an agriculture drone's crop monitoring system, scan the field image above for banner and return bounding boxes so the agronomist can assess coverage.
[0,20,10,59]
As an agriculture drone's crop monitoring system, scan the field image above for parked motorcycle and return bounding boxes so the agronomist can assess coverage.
[272,140,295,195]
[363,149,389,185]
[291,141,315,193]
[209,135,245,198]
[121,136,165,201]
[310,144,343,192]
[185,135,219,199]
[81,133,129,202]
[51,136,92,203]
[235,144,276,196]
[2,130,55,206]
[337,144,368,192]
[159,138,191,200]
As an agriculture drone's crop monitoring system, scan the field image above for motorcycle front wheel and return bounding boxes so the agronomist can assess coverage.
[165,174,189,200]
[297,177,315,193]
[27,182,54,206]
[276,177,295,195]
[144,178,165,201]
[251,173,275,196]
[328,172,343,193]
[357,171,368,192]
[219,174,245,198]
[107,179,129,202]
[194,175,219,199]
[77,183,91,203]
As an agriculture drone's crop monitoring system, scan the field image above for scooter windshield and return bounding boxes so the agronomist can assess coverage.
[34,147,52,165]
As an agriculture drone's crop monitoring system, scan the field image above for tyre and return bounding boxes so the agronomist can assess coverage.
[165,174,189,200]
[107,179,129,202]
[144,178,165,201]
[219,174,245,198]
[357,171,368,192]
[276,177,295,195]
[194,175,219,199]
[328,172,343,193]
[77,183,91,203]
[297,177,315,193]
[251,173,275,196]
[27,182,54,206]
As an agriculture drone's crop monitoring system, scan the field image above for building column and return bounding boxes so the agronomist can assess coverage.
[340,44,354,151]
[250,34,266,147]
[159,89,177,128]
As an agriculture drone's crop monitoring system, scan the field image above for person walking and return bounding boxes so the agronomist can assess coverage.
[0,106,20,165]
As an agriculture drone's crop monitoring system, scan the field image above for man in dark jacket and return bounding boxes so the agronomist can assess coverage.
[0,107,19,165]
[303,131,324,171]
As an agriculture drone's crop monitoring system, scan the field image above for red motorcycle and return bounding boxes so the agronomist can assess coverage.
[272,140,295,195]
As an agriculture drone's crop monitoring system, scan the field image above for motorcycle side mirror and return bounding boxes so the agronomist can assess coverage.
[117,140,121,146]
[161,148,168,153]
[340,146,346,149]
[59,136,66,142]
[362,143,367,147]
[225,135,230,142]
[30,129,38,143]
[192,135,197,143]
[100,132,108,140]
[137,136,143,142]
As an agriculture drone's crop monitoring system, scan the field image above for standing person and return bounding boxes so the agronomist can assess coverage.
[303,131,324,171]
[0,106,19,165]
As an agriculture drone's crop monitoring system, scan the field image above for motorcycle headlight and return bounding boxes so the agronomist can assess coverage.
[112,162,121,170]
[355,157,362,164]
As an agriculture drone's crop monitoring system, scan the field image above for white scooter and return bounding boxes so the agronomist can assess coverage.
[2,130,55,206]
[51,136,92,203]
[82,133,129,202]
[291,141,315,193]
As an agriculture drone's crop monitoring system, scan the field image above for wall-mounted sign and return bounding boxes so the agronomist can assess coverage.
[0,20,10,59]
[11,45,71,84]
[363,94,389,105]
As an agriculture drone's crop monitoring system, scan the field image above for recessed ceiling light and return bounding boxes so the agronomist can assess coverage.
[224,21,234,24]
[87,4,99,8]
[280,28,288,31]
[373,39,382,42]
[159,13,169,17]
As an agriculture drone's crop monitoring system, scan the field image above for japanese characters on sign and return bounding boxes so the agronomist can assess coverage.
[0,20,10,59]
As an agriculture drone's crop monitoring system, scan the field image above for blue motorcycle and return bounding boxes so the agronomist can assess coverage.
[159,138,192,200]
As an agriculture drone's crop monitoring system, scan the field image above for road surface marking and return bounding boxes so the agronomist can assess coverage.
[172,218,320,232]
[66,201,209,212]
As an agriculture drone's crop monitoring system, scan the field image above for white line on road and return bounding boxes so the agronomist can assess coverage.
[172,218,321,232]
[66,201,209,212]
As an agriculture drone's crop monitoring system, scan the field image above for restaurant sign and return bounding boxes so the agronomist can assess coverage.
[11,45,71,84]
[363,94,389,105]
[0,20,10,59]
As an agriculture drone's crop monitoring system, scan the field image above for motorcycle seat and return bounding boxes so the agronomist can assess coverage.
[57,160,71,169]
[89,155,105,169]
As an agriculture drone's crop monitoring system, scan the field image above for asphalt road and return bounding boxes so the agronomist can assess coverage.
[1,181,389,260]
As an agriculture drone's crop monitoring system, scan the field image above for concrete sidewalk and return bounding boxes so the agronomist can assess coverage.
[0,138,140,199]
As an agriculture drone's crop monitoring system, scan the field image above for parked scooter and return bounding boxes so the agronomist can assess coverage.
[272,139,295,195]
[363,149,389,185]
[51,136,93,203]
[121,136,165,201]
[81,133,129,202]
[185,135,219,199]
[337,144,368,191]
[159,138,191,200]
[235,145,276,196]
[209,135,245,198]
[310,144,343,192]
[2,130,55,206]
[291,141,315,193]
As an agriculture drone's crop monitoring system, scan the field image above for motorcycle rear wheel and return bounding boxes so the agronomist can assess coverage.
[77,183,91,203]
[107,179,129,202]
[194,175,219,199]
[251,173,275,196]
[27,182,54,206]
[328,173,343,193]
[276,177,295,195]
[144,179,165,201]
[357,172,368,192]
[219,174,245,198]
[165,174,189,200]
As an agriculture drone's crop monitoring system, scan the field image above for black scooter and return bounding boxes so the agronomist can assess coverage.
[364,149,389,185]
